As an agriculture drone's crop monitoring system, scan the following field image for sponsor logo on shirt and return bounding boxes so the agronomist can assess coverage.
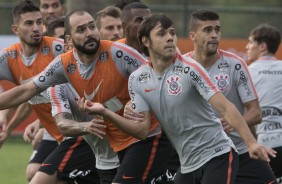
[190,71,211,94]
[214,73,229,91]
[262,107,282,117]
[45,60,63,76]
[66,63,76,74]
[116,50,123,58]
[99,50,109,62]
[8,50,17,58]
[258,70,282,75]
[41,46,50,55]
[239,71,252,96]
[55,44,62,52]
[166,75,182,96]
[129,75,136,102]
[218,62,229,71]
[263,121,282,132]
[173,65,183,75]
[84,80,103,101]
[139,72,150,83]
[0,52,7,63]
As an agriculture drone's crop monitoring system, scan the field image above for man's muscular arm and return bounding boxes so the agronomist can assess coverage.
[54,112,106,139]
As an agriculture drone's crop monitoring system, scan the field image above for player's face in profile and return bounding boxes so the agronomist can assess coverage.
[192,20,221,56]
[40,0,64,24]
[15,11,43,47]
[99,16,123,41]
[125,8,151,43]
[246,36,261,63]
[70,13,100,55]
[146,22,177,60]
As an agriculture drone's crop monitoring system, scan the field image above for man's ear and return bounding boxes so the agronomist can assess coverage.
[142,36,150,47]
[259,42,267,52]
[65,34,72,44]
[189,31,195,41]
[11,24,19,35]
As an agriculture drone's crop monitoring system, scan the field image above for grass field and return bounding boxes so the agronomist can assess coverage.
[0,135,32,184]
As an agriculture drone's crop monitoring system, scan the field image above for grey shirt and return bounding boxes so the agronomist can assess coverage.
[249,56,282,148]
[129,54,235,173]
[184,50,258,154]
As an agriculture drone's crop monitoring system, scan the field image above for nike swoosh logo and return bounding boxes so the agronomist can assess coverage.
[84,80,103,100]
[144,87,157,93]
[122,175,135,179]
[41,163,52,167]
[19,76,32,84]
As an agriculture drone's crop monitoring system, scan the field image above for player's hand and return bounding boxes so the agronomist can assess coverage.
[0,130,10,148]
[248,143,276,162]
[83,117,106,139]
[220,118,234,133]
[123,101,144,121]
[77,97,106,115]
[23,121,40,143]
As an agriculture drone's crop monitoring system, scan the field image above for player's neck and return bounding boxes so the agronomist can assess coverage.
[193,50,218,69]
[126,39,142,53]
[76,49,99,65]
[150,53,173,74]
[21,43,39,57]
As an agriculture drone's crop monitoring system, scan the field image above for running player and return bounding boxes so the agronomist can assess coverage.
[0,1,98,183]
[0,10,175,184]
[79,14,277,184]
[94,6,124,41]
[183,9,277,184]
[247,23,282,183]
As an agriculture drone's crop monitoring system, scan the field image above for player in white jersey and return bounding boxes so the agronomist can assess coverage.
[247,23,282,183]
[46,83,119,184]
[183,9,276,184]
[78,14,276,184]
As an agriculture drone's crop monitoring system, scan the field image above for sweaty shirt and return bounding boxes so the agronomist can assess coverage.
[184,50,258,154]
[33,40,161,151]
[249,56,282,148]
[129,53,235,173]
[0,36,65,142]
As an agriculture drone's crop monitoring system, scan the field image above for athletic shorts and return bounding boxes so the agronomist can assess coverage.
[174,149,239,184]
[270,146,282,179]
[29,140,58,164]
[97,168,117,184]
[235,152,277,184]
[38,137,99,184]
[113,133,175,184]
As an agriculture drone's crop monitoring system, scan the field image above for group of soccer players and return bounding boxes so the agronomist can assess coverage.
[0,0,281,184]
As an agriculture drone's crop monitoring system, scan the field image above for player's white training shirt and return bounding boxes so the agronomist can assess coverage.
[47,83,119,170]
[249,56,282,148]
[129,53,235,173]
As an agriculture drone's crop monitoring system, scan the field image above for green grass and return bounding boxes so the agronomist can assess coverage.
[0,135,32,184]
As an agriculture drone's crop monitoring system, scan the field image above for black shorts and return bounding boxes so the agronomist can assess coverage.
[113,133,175,184]
[235,152,277,184]
[29,140,58,164]
[270,146,282,179]
[174,149,239,184]
[97,168,117,184]
[38,137,99,184]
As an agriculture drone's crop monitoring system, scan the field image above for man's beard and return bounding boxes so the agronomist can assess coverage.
[21,36,41,47]
[73,37,100,55]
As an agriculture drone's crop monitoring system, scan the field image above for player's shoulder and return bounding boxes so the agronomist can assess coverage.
[218,49,245,65]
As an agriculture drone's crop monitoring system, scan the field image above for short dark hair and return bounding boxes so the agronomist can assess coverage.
[94,6,121,30]
[115,0,140,10]
[250,24,281,54]
[36,0,65,6]
[64,10,86,35]
[12,0,40,24]
[138,14,174,56]
[46,17,64,37]
[121,2,148,22]
[190,9,219,31]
